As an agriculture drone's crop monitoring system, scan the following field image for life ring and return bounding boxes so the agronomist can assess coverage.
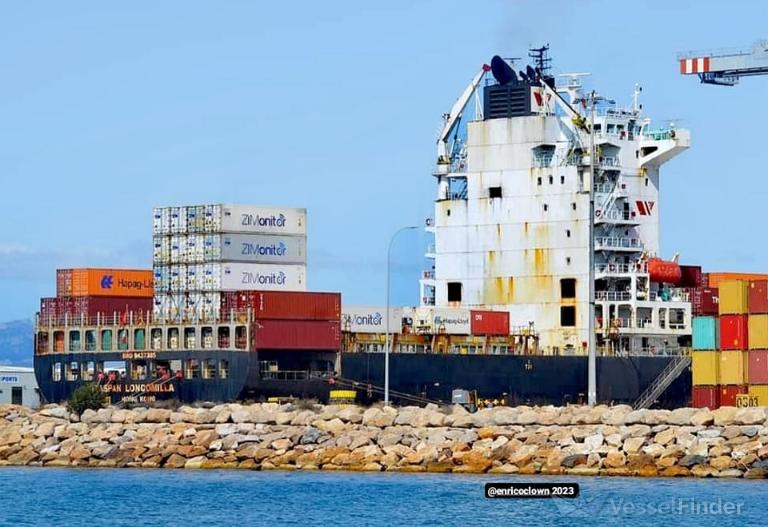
[595,209,602,218]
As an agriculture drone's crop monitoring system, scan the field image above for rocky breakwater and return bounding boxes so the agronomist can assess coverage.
[2,403,768,478]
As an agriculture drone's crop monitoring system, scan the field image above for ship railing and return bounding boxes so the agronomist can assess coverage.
[421,296,436,306]
[422,269,435,279]
[595,262,648,274]
[596,210,634,221]
[35,309,255,328]
[599,346,690,357]
[648,289,691,302]
[595,291,632,301]
[594,236,643,249]
[260,370,313,381]
[593,183,615,194]
[641,128,677,141]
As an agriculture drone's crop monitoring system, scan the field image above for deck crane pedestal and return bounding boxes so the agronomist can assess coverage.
[679,40,768,86]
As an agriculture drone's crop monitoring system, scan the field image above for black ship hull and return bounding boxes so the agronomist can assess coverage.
[34,351,691,408]
[339,353,692,408]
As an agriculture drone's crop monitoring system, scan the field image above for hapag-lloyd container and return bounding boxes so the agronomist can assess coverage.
[432,308,471,334]
[221,291,340,321]
[251,319,340,350]
[56,269,153,298]
[341,306,403,333]
[470,310,510,335]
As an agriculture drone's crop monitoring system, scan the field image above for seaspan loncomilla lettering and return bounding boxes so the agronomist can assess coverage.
[101,383,175,394]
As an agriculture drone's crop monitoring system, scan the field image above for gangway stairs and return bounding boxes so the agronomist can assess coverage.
[633,354,691,409]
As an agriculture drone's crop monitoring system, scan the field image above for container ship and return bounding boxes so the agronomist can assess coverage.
[34,47,743,408]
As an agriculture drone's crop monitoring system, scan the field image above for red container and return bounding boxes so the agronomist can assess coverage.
[691,287,719,315]
[692,386,720,409]
[39,296,152,323]
[748,350,768,384]
[719,385,748,407]
[251,319,340,350]
[679,265,704,288]
[748,280,768,314]
[470,310,509,335]
[221,291,340,321]
[719,314,748,350]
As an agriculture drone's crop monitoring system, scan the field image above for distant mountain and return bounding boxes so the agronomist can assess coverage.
[0,319,33,367]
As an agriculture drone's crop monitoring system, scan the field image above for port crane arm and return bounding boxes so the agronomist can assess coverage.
[437,64,491,162]
[679,40,768,86]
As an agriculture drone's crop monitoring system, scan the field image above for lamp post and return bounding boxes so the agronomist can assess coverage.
[385,225,418,406]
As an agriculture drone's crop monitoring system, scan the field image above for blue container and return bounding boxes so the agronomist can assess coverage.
[693,316,718,350]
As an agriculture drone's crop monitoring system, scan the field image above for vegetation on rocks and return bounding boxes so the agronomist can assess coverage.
[66,384,107,416]
[1,402,768,478]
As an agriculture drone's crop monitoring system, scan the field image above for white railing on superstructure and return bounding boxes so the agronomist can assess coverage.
[595,236,643,249]
[595,291,632,301]
[595,262,648,274]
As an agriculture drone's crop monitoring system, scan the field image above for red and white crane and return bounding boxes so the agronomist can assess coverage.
[679,40,768,86]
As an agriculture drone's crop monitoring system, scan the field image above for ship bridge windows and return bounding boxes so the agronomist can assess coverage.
[560,306,576,327]
[185,359,200,379]
[220,359,229,379]
[532,144,556,167]
[447,282,463,303]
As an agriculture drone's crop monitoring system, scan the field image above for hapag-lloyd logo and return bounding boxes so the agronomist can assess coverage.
[241,270,287,286]
[240,241,288,257]
[241,213,287,228]
[434,315,469,327]
[343,312,384,327]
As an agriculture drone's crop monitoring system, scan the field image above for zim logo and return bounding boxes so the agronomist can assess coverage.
[100,275,114,289]
[636,200,655,216]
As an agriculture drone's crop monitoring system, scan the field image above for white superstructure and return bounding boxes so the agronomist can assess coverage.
[420,48,692,355]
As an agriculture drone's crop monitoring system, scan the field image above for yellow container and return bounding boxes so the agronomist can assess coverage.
[691,351,719,386]
[719,279,749,315]
[749,314,768,349]
[719,350,748,385]
[748,385,768,406]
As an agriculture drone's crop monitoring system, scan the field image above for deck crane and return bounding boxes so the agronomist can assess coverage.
[436,64,490,166]
[679,40,768,86]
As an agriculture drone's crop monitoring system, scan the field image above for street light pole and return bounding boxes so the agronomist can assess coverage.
[385,225,418,406]
[587,91,597,407]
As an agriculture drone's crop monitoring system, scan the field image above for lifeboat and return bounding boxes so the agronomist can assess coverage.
[647,258,681,284]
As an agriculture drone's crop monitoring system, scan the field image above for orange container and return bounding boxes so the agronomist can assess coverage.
[706,272,768,288]
[57,268,153,298]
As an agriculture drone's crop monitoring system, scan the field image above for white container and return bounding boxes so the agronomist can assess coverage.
[152,236,170,265]
[169,264,187,293]
[341,306,403,334]
[169,207,188,234]
[432,308,471,335]
[153,265,170,293]
[220,234,306,264]
[214,263,306,291]
[186,205,205,233]
[170,235,183,264]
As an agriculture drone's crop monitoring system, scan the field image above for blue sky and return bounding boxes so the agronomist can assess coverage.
[1,1,767,321]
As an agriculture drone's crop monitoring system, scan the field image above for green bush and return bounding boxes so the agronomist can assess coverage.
[67,383,107,415]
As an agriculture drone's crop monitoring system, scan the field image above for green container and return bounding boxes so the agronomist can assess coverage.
[693,316,718,350]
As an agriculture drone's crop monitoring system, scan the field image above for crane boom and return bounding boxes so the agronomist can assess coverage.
[437,64,490,162]
[538,78,589,132]
[679,40,768,86]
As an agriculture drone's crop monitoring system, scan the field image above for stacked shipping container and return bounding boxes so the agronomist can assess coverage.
[691,278,768,408]
[151,204,307,321]
[41,269,153,326]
